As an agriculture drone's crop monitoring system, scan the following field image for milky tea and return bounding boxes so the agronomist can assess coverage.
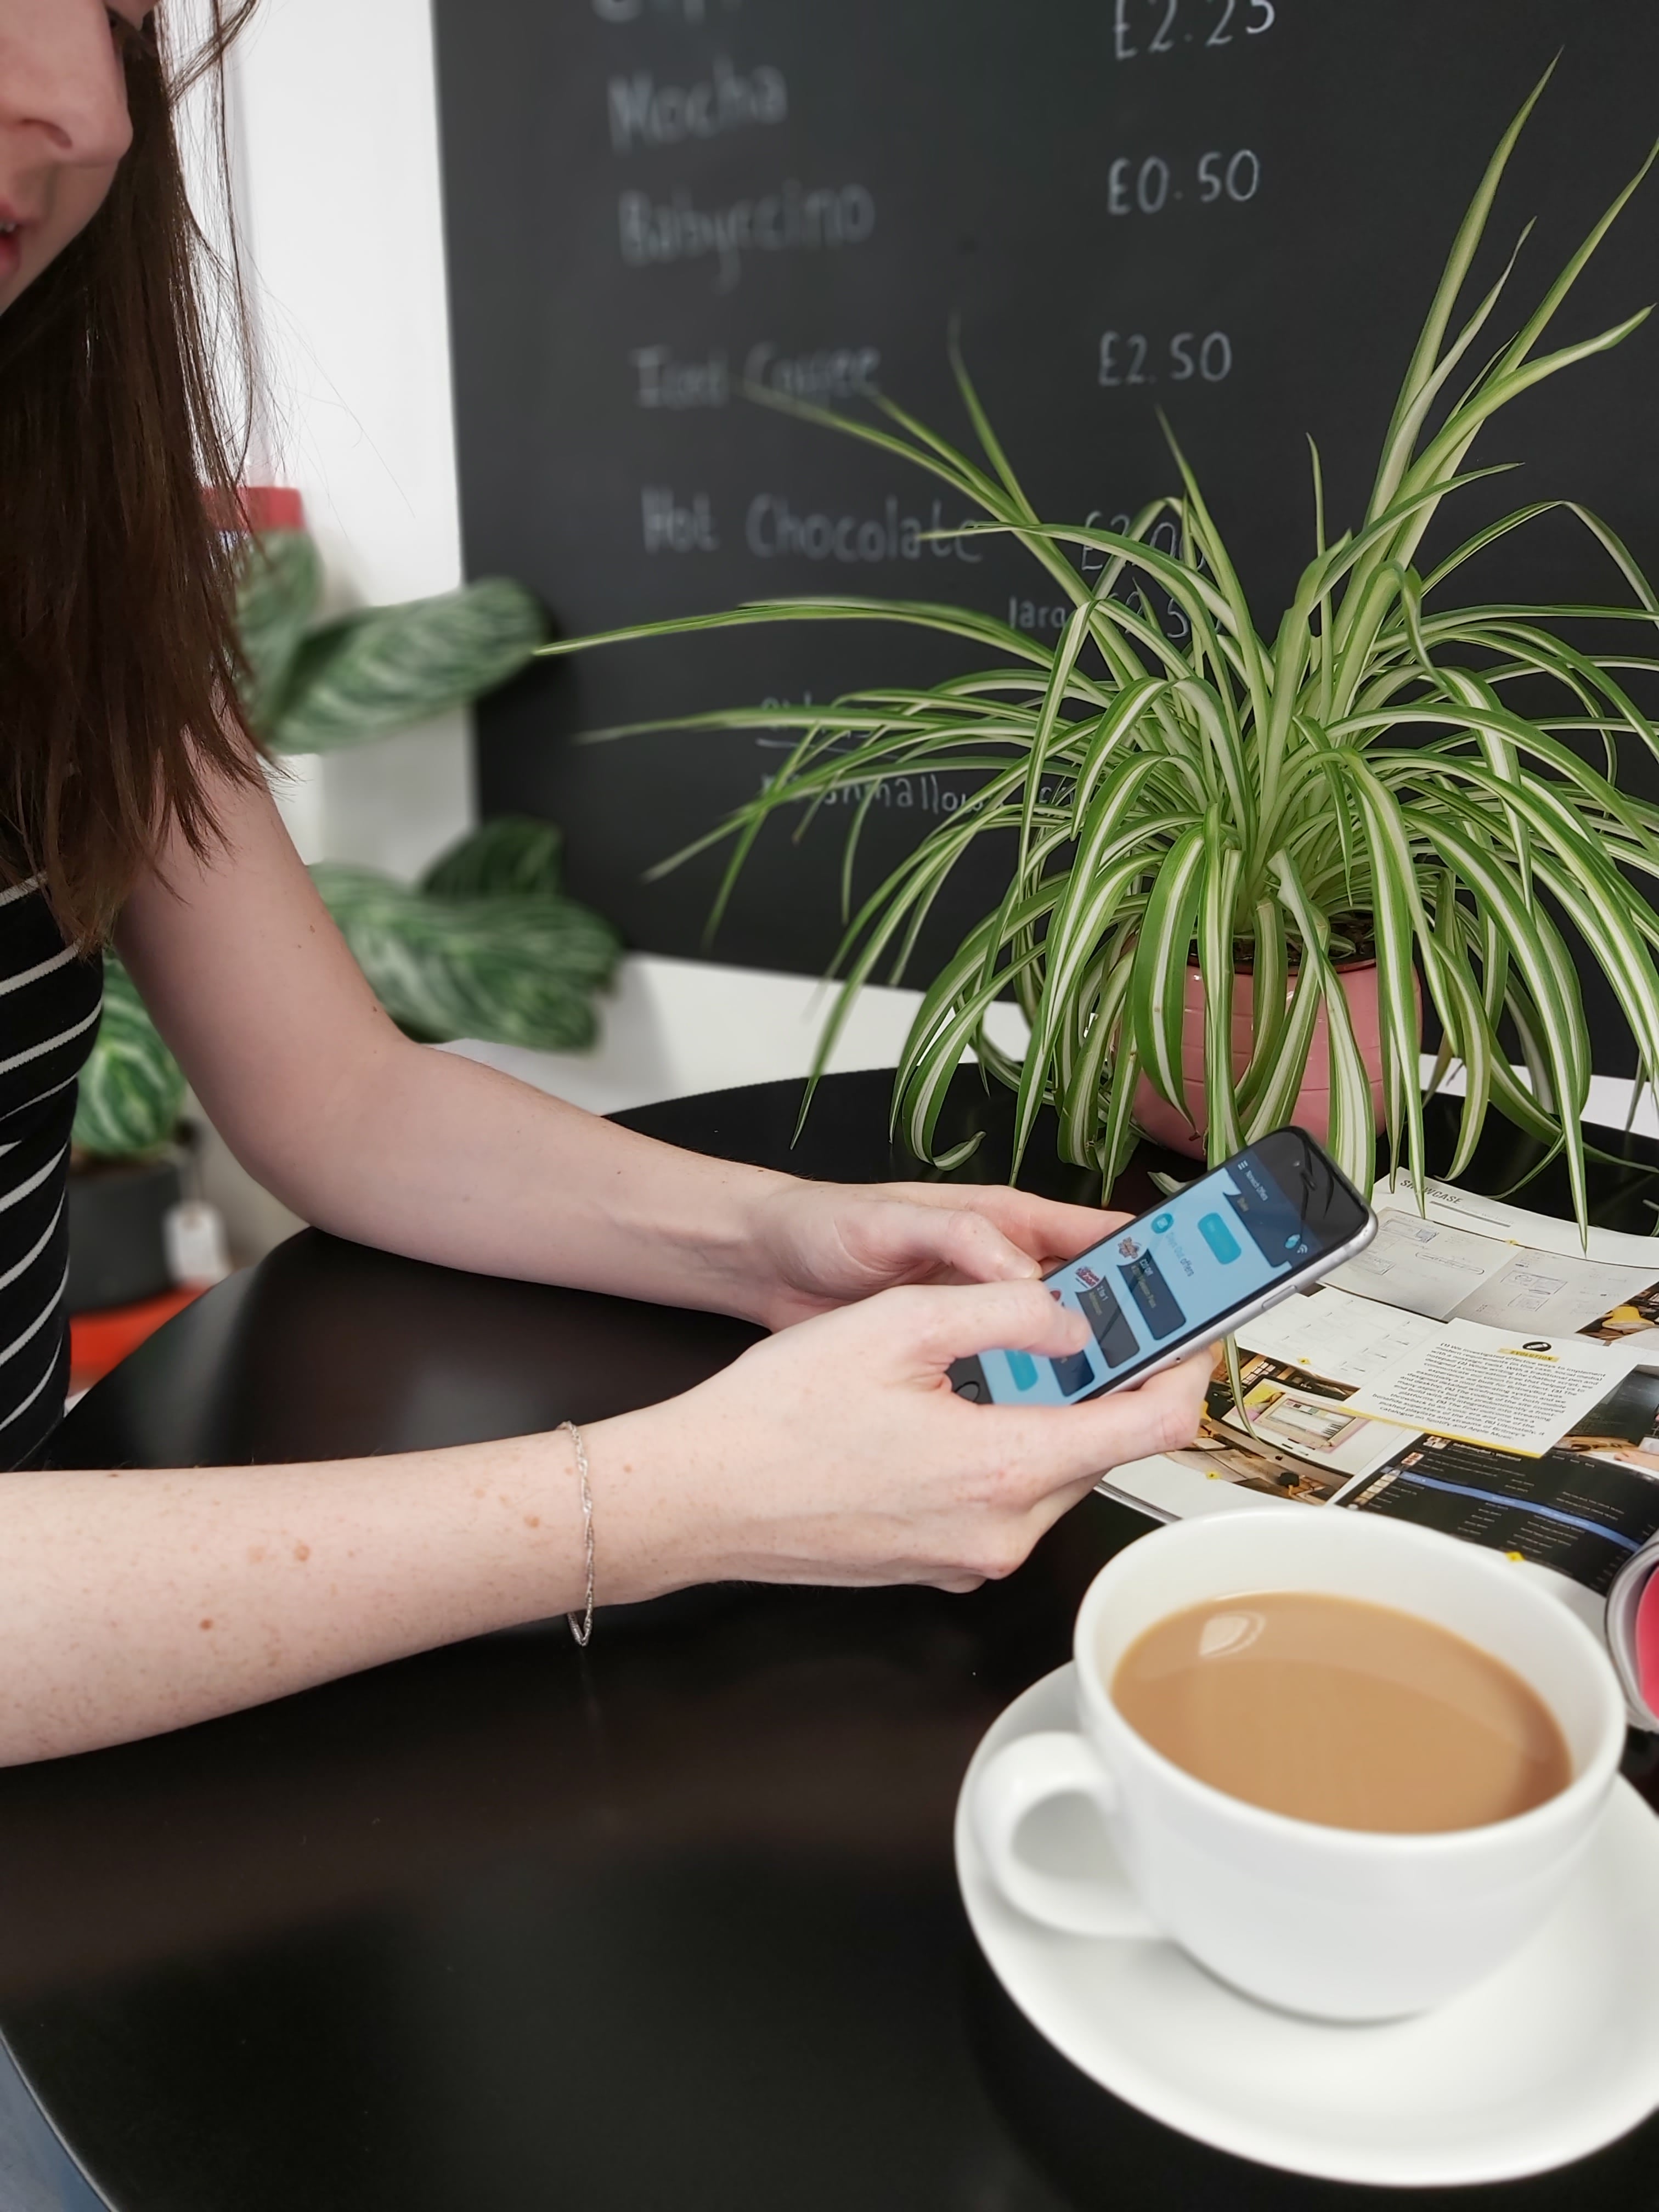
[1110,1592,1571,1833]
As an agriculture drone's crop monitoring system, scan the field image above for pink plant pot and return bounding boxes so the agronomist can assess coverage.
[1132,961,1407,1160]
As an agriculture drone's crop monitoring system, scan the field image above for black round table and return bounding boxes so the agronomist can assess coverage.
[5,1068,1659,2212]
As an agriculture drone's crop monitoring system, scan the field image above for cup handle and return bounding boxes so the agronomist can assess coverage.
[970,1730,1157,1939]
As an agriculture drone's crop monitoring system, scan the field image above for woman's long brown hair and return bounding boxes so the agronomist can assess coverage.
[0,3,262,946]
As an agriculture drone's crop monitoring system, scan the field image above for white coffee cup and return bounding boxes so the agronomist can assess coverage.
[970,1509,1626,2021]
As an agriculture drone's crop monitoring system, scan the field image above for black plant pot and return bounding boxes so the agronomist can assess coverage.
[67,1153,183,1314]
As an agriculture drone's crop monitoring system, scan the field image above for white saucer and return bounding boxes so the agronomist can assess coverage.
[955,1663,1659,2188]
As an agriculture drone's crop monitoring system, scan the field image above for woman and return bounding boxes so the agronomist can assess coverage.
[0,0,1206,1766]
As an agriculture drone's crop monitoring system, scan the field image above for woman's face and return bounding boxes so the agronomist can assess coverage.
[0,0,144,317]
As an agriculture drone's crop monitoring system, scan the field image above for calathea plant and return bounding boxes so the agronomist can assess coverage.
[74,546,619,1159]
[72,958,188,1160]
[540,76,1659,1236]
[73,819,622,1161]
[234,529,548,754]
[314,817,621,1054]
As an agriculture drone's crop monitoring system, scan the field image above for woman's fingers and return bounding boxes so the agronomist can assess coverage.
[881,1182,1133,1269]
[661,1274,1211,1600]
[858,1177,1141,1283]
[973,1363,1209,1577]
[845,1197,1047,1288]
[979,1354,1212,1493]
[893,1277,1091,1369]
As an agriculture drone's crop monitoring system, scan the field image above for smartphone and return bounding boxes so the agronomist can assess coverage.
[949,1126,1377,1406]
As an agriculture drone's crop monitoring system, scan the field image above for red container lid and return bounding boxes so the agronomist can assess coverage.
[1638,1562,1659,1714]
[205,484,306,534]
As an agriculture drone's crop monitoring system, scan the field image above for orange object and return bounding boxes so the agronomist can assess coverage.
[70,1286,203,1390]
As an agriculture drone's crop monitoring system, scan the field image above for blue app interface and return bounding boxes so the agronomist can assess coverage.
[980,1151,1311,1404]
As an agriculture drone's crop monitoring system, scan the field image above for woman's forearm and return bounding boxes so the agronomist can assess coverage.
[117,775,1097,1332]
[241,1034,798,1322]
[0,1419,691,1765]
[114,776,802,1325]
[0,1283,1210,1767]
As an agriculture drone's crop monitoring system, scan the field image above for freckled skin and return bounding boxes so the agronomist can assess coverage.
[294,1543,311,1563]
[199,1621,213,1632]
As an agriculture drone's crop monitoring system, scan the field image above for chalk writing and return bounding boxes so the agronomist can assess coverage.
[1008,598,1073,634]
[633,347,731,407]
[747,493,983,563]
[608,58,786,153]
[1113,0,1275,60]
[744,341,881,402]
[619,180,876,290]
[1105,149,1261,213]
[1099,329,1233,385]
[758,770,983,819]
[642,486,719,551]
[594,0,740,21]
[630,343,880,408]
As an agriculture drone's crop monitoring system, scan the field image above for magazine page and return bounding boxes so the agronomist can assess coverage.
[1329,1180,1659,1339]
[1104,1339,1659,1639]
[1369,1176,1659,1267]
[1234,1285,1645,1453]
[1096,1175,1659,1648]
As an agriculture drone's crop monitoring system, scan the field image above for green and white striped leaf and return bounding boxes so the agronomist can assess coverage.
[1128,824,1207,1112]
[1196,819,1244,1164]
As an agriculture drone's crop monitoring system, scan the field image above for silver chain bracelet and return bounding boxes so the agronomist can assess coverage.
[558,1420,595,1647]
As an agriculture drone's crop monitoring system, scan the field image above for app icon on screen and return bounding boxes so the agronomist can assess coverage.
[1198,1212,1241,1264]
[1049,1350,1096,1397]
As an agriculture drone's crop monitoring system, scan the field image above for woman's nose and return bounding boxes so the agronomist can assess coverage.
[0,0,135,177]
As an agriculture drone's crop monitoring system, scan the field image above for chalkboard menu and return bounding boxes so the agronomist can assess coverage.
[432,0,1659,1064]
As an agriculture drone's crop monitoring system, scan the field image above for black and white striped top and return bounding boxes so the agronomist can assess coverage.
[0,878,103,1467]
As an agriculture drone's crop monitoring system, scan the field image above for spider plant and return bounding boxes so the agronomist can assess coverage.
[542,76,1659,1234]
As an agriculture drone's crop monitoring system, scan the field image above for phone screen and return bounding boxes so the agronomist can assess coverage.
[961,1127,1372,1407]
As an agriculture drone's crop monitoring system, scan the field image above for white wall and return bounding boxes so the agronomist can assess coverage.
[219,0,473,880]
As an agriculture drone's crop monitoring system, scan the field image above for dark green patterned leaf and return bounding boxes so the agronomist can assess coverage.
[270,580,545,753]
[73,958,185,1159]
[314,866,620,1051]
[421,816,563,901]
[234,530,323,735]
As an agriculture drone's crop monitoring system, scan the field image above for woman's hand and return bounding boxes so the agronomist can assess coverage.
[596,1278,1210,1598]
[744,1178,1132,1329]
[0,1261,1204,1766]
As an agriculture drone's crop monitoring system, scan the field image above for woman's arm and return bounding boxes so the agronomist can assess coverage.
[118,762,1120,1324]
[3,1285,1207,1764]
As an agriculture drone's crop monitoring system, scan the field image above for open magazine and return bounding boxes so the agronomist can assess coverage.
[1101,1176,1659,1728]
